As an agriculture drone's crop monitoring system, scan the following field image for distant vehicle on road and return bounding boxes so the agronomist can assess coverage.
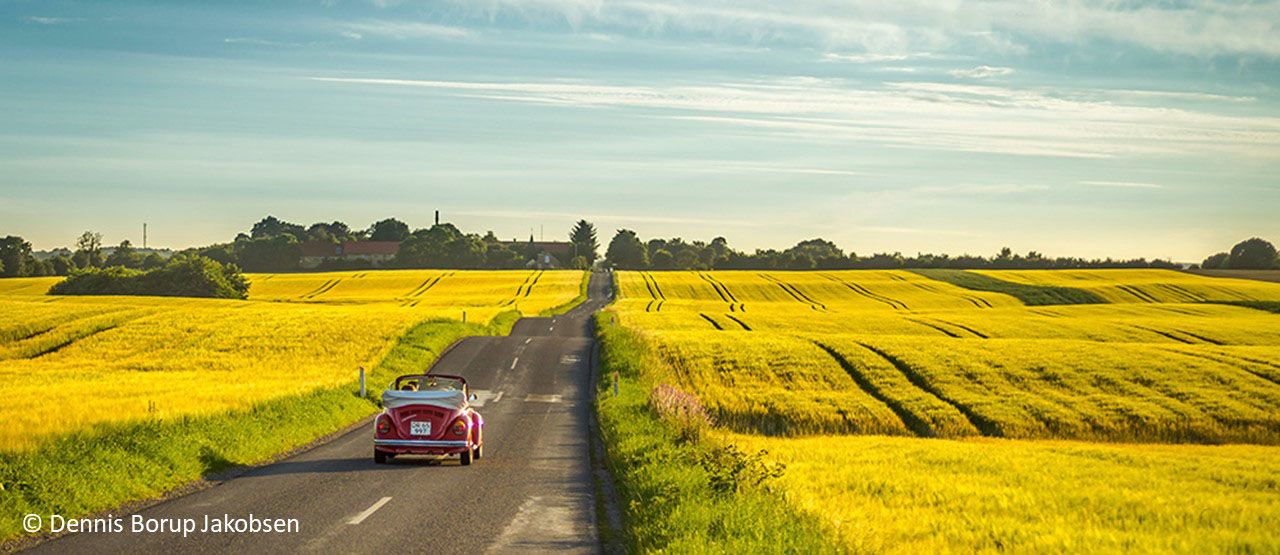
[374,374,484,465]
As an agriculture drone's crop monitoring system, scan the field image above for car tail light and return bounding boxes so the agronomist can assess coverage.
[376,416,391,435]
[451,418,467,436]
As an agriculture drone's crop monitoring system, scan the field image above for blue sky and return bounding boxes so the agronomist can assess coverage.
[1,0,1277,260]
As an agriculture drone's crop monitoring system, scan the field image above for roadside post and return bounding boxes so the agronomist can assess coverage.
[612,371,619,397]
[359,366,366,398]
[462,310,467,323]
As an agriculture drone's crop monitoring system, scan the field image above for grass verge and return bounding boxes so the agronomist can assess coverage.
[911,269,1105,305]
[0,311,521,544]
[594,313,840,553]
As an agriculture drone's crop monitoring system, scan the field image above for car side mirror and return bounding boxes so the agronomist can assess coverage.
[469,393,477,401]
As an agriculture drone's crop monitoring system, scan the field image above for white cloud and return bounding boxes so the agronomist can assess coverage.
[26,16,81,25]
[343,20,472,40]
[824,52,912,63]
[1108,89,1255,103]
[308,76,1280,159]
[1078,180,1164,189]
[949,65,1013,79]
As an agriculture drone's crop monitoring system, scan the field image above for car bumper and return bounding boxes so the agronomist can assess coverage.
[374,438,471,455]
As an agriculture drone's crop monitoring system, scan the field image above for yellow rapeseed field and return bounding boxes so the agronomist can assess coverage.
[977,268,1280,303]
[611,269,1280,552]
[727,432,1280,554]
[0,270,585,451]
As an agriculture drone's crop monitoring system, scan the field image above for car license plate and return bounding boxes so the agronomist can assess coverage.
[410,421,431,436]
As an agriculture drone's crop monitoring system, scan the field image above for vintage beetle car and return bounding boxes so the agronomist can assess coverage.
[373,374,484,465]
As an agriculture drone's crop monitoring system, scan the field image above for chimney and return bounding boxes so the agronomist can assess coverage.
[435,210,440,226]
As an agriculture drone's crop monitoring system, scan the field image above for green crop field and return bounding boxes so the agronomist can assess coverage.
[601,269,1280,552]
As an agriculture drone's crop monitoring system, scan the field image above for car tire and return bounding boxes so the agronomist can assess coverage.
[474,443,484,460]
[459,448,473,466]
[374,449,388,464]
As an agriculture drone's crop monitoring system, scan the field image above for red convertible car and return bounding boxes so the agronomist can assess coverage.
[374,374,484,465]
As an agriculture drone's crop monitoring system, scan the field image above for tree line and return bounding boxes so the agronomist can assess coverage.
[185,216,601,272]
[603,231,1277,271]
[1200,238,1280,270]
[5,222,1274,279]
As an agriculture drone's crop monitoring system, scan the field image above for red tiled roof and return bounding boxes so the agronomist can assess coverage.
[299,241,340,258]
[342,241,400,256]
[299,241,399,258]
[509,241,574,257]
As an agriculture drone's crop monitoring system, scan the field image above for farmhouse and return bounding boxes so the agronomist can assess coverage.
[299,241,400,269]
[507,240,575,269]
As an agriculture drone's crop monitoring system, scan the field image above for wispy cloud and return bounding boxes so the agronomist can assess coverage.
[342,20,472,40]
[1078,180,1164,189]
[26,16,81,25]
[949,65,1013,79]
[433,0,1280,58]
[309,75,1280,159]
[824,53,913,63]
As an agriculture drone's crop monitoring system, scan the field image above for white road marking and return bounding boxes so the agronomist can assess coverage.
[470,389,500,407]
[524,338,531,345]
[560,355,580,365]
[511,358,519,370]
[524,394,562,403]
[348,497,392,525]
[492,391,505,404]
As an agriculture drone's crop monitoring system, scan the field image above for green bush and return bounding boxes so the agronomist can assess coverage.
[48,254,249,299]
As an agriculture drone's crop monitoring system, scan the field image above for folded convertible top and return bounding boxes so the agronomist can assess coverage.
[382,389,466,410]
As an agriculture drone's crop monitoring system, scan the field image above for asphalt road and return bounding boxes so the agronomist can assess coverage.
[32,272,613,554]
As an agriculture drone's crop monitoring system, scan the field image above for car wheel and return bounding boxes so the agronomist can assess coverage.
[459,448,473,466]
[374,449,388,464]
[474,443,484,460]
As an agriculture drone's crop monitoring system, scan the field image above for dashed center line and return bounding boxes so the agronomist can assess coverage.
[492,391,505,404]
[511,358,519,370]
[348,496,392,525]
[524,338,532,345]
[524,394,563,403]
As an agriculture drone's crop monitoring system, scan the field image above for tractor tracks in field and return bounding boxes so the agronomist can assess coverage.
[760,273,827,312]
[698,312,752,331]
[402,272,456,307]
[819,273,907,310]
[906,317,989,339]
[301,279,342,300]
[812,340,988,438]
[905,278,994,308]
[640,272,666,312]
[502,270,544,308]
[1165,348,1280,387]
[698,273,745,312]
